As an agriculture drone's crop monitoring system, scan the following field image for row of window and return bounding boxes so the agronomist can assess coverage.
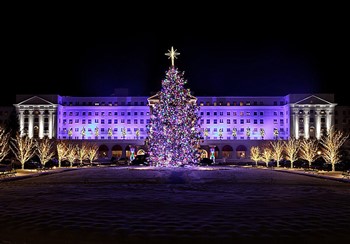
[62,101,146,106]
[61,111,287,117]
[61,100,287,106]
[61,127,146,133]
[62,111,149,116]
[202,128,286,133]
[200,111,285,116]
[62,119,150,125]
[199,101,286,106]
[201,119,286,125]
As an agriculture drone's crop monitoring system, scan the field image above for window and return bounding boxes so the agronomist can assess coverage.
[95,112,99,116]
[95,119,99,123]
[254,119,258,124]
[240,119,244,124]
[127,119,131,124]
[114,119,118,124]
[75,119,79,123]
[219,119,223,123]
[227,119,231,124]
[82,119,86,124]
[240,112,244,116]
[260,119,264,124]
[214,112,217,116]
[219,112,223,116]
[206,119,210,124]
[227,112,230,116]
[88,119,92,124]
[214,119,217,124]
[246,119,250,123]
[134,119,138,124]
[260,112,264,116]
[101,119,105,124]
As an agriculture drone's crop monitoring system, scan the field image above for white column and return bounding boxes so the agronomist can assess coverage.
[304,113,309,139]
[49,111,53,139]
[52,112,56,139]
[19,111,24,137]
[294,113,299,139]
[326,112,332,132]
[315,111,321,139]
[39,114,44,139]
[28,112,34,138]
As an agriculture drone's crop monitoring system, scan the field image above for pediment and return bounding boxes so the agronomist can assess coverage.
[294,95,332,105]
[17,96,55,105]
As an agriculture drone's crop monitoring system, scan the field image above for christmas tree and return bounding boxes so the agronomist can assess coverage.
[147,47,201,167]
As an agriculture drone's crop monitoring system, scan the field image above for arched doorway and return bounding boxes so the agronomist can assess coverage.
[309,126,316,139]
[137,149,147,155]
[98,144,109,159]
[236,145,247,159]
[222,145,233,159]
[125,145,131,159]
[111,145,122,158]
[199,148,208,159]
[33,126,39,138]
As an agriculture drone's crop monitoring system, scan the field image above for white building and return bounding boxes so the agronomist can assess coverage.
[9,93,338,161]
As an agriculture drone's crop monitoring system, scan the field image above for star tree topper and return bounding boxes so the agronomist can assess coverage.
[165,46,180,66]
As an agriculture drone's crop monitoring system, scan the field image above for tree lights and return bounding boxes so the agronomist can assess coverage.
[147,47,201,167]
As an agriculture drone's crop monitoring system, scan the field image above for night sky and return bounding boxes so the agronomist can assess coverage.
[2,6,348,106]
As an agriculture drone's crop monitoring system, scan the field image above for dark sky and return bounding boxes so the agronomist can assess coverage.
[2,6,349,106]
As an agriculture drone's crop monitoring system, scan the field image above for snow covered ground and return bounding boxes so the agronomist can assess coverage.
[0,166,349,244]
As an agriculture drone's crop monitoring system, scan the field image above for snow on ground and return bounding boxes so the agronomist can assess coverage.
[0,166,349,244]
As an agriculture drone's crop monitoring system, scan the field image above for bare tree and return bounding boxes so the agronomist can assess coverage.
[261,147,272,167]
[299,138,319,168]
[284,137,299,169]
[66,144,77,167]
[76,142,89,166]
[320,126,349,172]
[270,139,284,167]
[56,140,69,167]
[36,137,56,168]
[10,133,36,169]
[86,142,99,164]
[250,146,260,166]
[0,126,11,162]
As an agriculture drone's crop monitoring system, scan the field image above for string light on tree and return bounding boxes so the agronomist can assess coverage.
[147,46,201,167]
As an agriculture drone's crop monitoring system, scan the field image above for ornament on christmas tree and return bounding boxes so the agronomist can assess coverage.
[147,47,201,167]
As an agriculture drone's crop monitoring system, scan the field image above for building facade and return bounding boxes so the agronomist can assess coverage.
[3,92,343,162]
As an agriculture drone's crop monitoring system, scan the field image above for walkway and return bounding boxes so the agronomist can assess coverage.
[0,166,349,244]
